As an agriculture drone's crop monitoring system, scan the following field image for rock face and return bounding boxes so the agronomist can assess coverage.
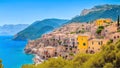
[80,4,119,16]
[69,4,120,23]
[13,19,68,40]
[0,24,29,35]
[80,9,91,16]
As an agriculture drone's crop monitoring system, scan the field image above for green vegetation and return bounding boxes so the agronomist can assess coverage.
[70,32,76,34]
[107,39,113,45]
[76,30,85,34]
[22,39,120,68]
[96,26,104,34]
[103,63,114,68]
[0,60,3,68]
[81,30,85,33]
[69,53,74,56]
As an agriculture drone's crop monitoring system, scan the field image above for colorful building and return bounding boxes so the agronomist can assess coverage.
[77,34,109,53]
[95,18,112,26]
[77,35,88,53]
[88,39,108,53]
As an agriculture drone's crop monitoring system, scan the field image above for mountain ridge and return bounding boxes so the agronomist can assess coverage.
[13,18,68,40]
[69,4,120,23]
[0,24,29,35]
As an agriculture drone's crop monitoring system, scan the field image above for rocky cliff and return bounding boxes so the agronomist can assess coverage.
[69,4,120,23]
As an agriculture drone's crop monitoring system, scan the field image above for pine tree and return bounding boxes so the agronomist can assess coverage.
[117,15,120,27]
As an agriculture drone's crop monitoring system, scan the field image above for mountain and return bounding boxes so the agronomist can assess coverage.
[13,4,120,40]
[69,4,120,23]
[13,19,68,40]
[0,24,29,35]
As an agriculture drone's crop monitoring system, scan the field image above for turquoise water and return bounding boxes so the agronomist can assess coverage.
[0,36,34,68]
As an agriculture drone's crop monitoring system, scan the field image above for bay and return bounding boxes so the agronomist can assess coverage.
[0,36,34,68]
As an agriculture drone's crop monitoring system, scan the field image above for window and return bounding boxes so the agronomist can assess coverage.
[83,43,86,46]
[66,48,68,50]
[117,36,119,38]
[98,42,101,45]
[114,36,116,39]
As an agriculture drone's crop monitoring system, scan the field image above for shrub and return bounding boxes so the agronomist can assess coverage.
[0,60,3,68]
[103,63,114,68]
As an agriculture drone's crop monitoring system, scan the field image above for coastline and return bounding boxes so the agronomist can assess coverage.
[0,36,34,68]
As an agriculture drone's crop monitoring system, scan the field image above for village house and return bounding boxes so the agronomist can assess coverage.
[77,34,89,53]
[88,39,109,53]
[77,34,109,54]
[95,18,112,26]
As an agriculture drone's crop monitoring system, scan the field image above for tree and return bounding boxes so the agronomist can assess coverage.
[117,15,120,27]
[103,63,114,68]
[96,26,104,34]
[0,60,3,68]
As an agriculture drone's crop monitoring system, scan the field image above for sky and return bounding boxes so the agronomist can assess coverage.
[0,0,120,26]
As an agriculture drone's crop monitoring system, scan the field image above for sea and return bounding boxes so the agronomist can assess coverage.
[0,36,34,68]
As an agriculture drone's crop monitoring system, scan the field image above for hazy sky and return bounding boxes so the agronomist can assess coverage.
[0,0,120,26]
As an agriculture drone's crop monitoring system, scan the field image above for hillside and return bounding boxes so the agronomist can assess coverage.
[0,24,29,35]
[13,19,68,40]
[69,4,120,23]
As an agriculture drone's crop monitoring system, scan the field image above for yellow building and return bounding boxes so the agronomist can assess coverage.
[95,18,112,26]
[77,35,88,53]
